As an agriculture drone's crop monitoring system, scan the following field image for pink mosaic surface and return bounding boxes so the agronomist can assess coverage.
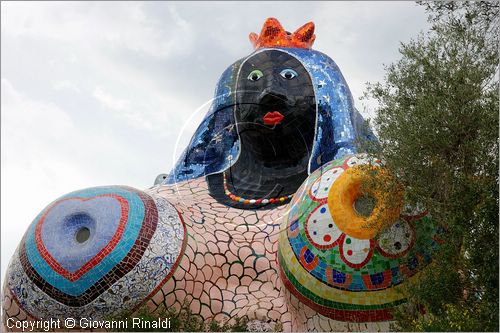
[2,177,391,331]
[143,178,391,331]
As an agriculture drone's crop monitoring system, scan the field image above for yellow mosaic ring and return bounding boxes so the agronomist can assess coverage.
[328,164,403,240]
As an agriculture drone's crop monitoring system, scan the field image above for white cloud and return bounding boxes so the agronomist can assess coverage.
[53,80,81,93]
[1,78,95,278]
[1,2,195,59]
[2,78,75,143]
[93,86,130,110]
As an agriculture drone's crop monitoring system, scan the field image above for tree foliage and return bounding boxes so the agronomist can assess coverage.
[363,1,499,331]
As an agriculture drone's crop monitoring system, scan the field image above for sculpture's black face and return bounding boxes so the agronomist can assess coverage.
[235,50,316,135]
[207,50,316,209]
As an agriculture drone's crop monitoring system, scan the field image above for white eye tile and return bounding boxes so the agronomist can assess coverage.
[305,204,342,248]
[377,219,415,257]
[340,235,373,267]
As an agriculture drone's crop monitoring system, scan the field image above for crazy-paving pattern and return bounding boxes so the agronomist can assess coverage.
[3,170,439,331]
[134,176,390,331]
[279,155,444,322]
[3,186,186,322]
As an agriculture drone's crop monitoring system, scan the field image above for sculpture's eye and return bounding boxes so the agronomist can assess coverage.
[247,69,263,82]
[280,68,298,80]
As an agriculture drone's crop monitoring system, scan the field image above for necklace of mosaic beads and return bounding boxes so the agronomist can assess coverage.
[223,172,293,204]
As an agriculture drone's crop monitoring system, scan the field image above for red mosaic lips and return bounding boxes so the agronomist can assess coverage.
[263,111,284,125]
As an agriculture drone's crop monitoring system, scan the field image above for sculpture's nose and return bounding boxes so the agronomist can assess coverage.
[258,87,288,106]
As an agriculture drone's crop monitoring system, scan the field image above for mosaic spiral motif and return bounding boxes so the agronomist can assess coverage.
[279,154,444,322]
[4,186,186,321]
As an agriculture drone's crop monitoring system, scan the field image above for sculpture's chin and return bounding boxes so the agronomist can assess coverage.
[204,107,316,209]
[206,137,312,209]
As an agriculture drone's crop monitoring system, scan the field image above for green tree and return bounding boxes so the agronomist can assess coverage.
[363,1,499,331]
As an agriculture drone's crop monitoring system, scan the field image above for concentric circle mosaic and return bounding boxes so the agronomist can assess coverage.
[279,154,444,322]
[5,186,186,321]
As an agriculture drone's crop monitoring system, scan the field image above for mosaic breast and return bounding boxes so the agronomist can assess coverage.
[4,186,186,321]
[278,154,443,322]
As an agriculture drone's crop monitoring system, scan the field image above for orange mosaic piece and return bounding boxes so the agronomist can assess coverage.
[249,17,316,49]
[328,165,403,239]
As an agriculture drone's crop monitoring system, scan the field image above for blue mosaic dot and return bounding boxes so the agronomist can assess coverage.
[320,207,326,214]
[370,272,385,285]
[332,269,346,284]
[304,249,315,264]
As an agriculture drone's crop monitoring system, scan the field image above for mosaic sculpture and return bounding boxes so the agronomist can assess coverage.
[2,18,441,331]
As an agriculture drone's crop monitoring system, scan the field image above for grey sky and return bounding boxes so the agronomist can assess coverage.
[1,2,430,279]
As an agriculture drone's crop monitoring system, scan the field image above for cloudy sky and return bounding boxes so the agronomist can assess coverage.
[1,2,430,279]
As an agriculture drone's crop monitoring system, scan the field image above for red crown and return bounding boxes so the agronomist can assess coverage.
[249,18,316,50]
